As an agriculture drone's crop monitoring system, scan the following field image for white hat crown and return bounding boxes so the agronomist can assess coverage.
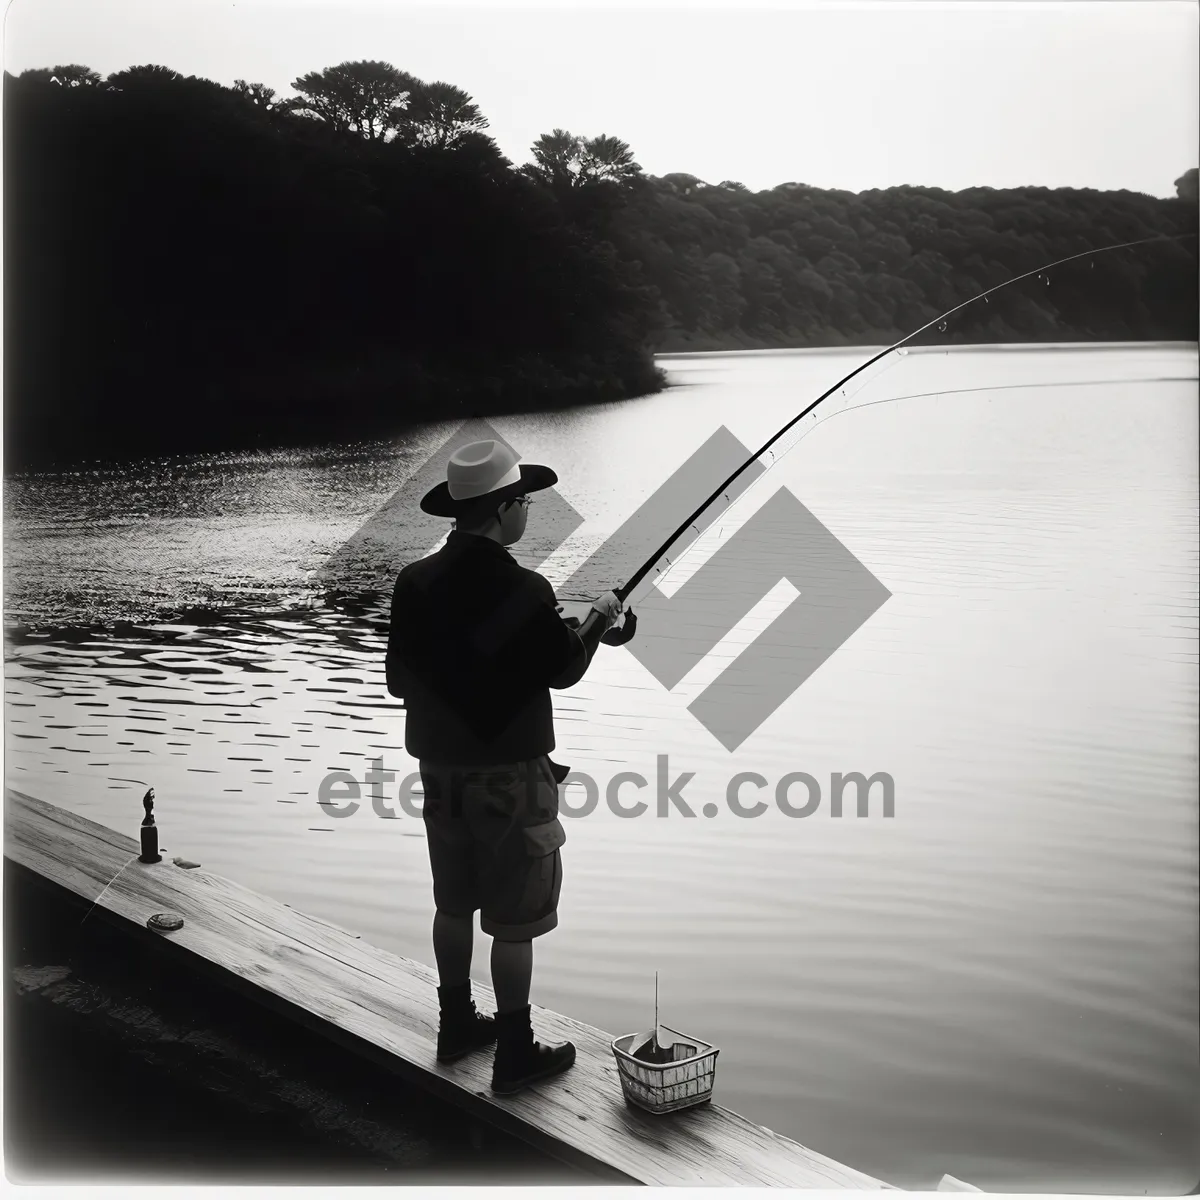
[445,440,523,501]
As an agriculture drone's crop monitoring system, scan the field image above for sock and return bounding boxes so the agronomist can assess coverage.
[437,981,474,1016]
[495,1004,533,1044]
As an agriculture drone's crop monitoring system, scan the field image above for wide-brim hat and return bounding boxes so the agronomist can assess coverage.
[420,438,557,517]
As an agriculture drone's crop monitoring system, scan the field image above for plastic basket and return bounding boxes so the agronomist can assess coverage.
[610,1024,719,1114]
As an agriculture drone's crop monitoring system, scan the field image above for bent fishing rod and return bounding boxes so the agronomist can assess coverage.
[610,230,1196,609]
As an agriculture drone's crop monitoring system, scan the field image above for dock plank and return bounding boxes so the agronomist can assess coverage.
[5,788,892,1188]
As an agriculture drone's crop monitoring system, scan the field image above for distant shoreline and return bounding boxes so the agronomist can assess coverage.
[7,340,1195,474]
[657,338,1200,359]
[3,354,669,474]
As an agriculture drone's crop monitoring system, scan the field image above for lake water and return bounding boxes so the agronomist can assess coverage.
[5,343,1198,1192]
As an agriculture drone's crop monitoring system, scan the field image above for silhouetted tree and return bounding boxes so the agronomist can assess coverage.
[391,81,489,148]
[579,134,642,187]
[523,129,647,240]
[1176,168,1198,204]
[282,60,417,140]
[525,128,582,187]
[233,79,278,110]
[526,129,642,189]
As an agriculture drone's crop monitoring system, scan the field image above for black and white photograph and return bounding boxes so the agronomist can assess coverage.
[2,0,1198,1192]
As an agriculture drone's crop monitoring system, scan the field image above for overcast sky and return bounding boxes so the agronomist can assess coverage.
[4,0,1196,196]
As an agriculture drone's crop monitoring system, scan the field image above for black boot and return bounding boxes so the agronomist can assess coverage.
[491,1004,576,1095]
[436,982,496,1063]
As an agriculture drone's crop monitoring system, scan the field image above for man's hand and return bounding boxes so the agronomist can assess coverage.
[590,590,623,630]
[601,607,637,646]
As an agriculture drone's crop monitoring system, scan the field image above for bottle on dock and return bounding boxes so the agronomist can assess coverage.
[138,787,162,864]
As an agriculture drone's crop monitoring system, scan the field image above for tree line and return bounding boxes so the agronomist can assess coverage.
[4,61,663,468]
[622,168,1196,350]
[4,60,1196,468]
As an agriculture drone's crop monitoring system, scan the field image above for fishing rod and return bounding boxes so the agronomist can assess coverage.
[612,230,1196,607]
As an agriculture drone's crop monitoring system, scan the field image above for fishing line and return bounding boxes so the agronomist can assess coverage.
[616,348,909,607]
[636,369,1195,580]
[792,372,1199,441]
[79,852,140,925]
[614,231,1197,606]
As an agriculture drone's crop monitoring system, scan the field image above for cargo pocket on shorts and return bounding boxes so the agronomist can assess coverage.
[523,818,566,856]
[519,817,565,926]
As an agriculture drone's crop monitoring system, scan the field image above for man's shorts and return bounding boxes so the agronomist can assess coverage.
[418,754,566,941]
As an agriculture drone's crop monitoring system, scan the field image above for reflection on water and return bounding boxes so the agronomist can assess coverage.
[5,345,1198,1192]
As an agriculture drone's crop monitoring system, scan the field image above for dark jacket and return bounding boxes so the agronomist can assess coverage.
[385,530,593,765]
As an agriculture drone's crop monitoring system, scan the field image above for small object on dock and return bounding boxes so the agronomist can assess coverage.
[146,912,184,933]
[138,788,162,864]
[172,857,201,870]
[613,1025,718,1113]
[612,972,718,1113]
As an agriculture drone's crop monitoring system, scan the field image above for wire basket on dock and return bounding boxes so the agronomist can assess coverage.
[611,1025,719,1114]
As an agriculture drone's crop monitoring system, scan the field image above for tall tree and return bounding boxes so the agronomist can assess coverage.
[233,79,278,110]
[527,129,642,189]
[526,128,582,186]
[391,80,489,148]
[578,134,642,187]
[282,60,417,140]
[1176,167,1198,204]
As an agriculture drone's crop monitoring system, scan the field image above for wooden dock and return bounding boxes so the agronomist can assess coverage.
[5,788,893,1187]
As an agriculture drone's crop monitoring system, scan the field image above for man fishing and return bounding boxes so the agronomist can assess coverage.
[385,438,628,1095]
